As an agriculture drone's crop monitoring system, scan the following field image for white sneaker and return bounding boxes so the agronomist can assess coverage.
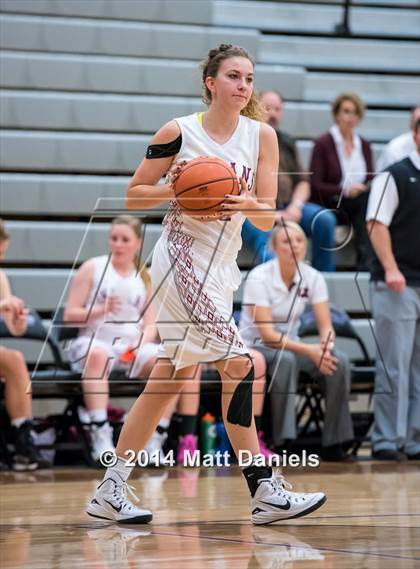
[86,475,153,524]
[89,422,115,463]
[251,472,326,525]
[143,429,168,467]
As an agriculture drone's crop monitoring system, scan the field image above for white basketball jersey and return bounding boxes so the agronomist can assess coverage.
[78,255,148,351]
[163,112,260,260]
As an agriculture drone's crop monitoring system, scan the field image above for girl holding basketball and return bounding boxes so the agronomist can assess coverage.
[87,44,326,525]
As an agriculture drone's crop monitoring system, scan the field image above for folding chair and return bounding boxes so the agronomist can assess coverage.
[296,305,374,452]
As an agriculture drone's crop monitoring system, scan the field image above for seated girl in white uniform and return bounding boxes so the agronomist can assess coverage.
[240,222,354,461]
[64,216,160,462]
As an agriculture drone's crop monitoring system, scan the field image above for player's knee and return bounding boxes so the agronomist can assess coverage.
[250,350,266,382]
[2,348,26,371]
[222,355,253,382]
[11,348,26,365]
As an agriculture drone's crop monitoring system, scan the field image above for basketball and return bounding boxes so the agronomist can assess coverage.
[173,156,239,216]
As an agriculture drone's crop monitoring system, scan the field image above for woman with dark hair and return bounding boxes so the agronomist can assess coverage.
[87,44,326,526]
[310,92,374,270]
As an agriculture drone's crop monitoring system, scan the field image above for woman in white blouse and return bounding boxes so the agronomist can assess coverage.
[240,222,354,461]
[309,93,374,270]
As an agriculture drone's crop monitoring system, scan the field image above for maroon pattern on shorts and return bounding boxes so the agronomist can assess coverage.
[163,202,244,349]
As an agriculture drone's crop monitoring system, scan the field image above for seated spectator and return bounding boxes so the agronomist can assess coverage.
[240,222,354,461]
[377,106,420,171]
[0,219,48,470]
[64,215,161,463]
[242,90,336,271]
[310,92,374,270]
[366,118,420,461]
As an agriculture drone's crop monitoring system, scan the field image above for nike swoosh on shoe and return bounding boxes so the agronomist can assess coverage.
[259,500,291,510]
[104,499,123,513]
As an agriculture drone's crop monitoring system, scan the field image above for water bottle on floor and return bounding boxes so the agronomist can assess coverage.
[200,413,216,456]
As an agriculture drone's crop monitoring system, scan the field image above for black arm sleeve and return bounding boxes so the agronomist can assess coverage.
[145,134,182,159]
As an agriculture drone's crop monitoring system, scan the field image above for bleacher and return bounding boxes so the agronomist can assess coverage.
[1,0,419,390]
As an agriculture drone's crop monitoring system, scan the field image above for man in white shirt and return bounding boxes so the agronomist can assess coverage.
[366,118,420,461]
[376,106,420,172]
[240,222,354,461]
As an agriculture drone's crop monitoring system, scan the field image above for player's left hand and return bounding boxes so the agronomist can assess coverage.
[220,178,256,219]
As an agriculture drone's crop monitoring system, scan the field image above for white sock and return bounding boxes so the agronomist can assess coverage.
[103,456,134,484]
[89,409,107,424]
[11,417,29,428]
[159,417,170,430]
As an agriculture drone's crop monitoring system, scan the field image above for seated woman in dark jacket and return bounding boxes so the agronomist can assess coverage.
[310,93,374,270]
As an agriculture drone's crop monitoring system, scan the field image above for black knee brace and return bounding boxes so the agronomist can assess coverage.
[227,361,255,428]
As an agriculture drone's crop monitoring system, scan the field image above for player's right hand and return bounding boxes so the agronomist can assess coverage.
[167,160,187,189]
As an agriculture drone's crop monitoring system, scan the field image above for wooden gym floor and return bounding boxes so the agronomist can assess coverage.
[0,461,419,568]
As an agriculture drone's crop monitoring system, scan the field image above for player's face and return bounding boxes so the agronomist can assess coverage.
[109,224,140,263]
[0,238,9,261]
[211,57,254,110]
[261,92,283,129]
[274,227,306,263]
[335,99,360,131]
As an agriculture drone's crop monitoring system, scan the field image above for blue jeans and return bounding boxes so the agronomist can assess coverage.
[241,202,336,271]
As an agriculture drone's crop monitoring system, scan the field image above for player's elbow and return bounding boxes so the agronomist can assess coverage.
[126,184,141,210]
